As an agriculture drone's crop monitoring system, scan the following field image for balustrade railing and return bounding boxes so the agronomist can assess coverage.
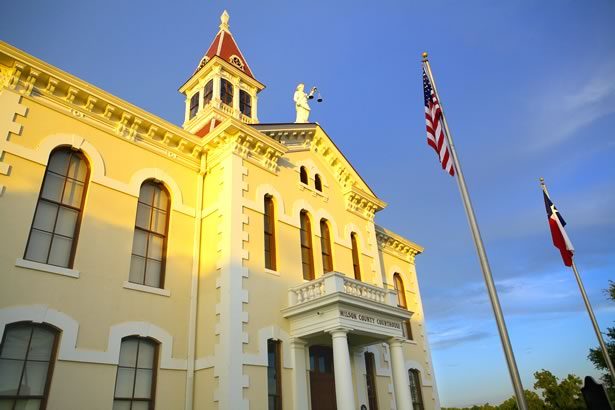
[288,272,398,307]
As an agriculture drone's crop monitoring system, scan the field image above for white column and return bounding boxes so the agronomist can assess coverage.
[329,328,356,410]
[252,93,259,123]
[232,79,241,119]
[212,69,221,108]
[389,338,413,410]
[291,338,309,410]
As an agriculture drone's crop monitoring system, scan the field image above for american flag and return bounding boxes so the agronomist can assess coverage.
[423,66,454,176]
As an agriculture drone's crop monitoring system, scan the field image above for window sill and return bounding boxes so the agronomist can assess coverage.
[298,183,329,202]
[15,258,80,278]
[264,268,280,277]
[123,281,171,297]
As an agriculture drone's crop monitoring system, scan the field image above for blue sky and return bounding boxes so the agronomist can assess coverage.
[2,1,614,406]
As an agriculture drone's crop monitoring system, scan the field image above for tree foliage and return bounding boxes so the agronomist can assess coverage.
[533,369,584,409]
[587,280,615,396]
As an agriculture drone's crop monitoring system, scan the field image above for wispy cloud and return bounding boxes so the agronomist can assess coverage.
[528,60,615,151]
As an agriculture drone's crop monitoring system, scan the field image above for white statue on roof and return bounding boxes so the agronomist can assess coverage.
[294,83,311,123]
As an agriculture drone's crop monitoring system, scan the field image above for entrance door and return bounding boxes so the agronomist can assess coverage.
[309,345,337,410]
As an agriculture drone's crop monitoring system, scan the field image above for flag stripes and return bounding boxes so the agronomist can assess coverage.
[423,66,454,176]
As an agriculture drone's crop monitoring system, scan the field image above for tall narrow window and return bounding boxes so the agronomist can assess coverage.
[393,273,413,340]
[220,78,233,106]
[24,147,89,268]
[364,352,379,410]
[300,211,314,280]
[264,195,276,271]
[203,80,213,106]
[314,174,322,192]
[129,181,170,289]
[320,219,333,274]
[189,92,199,119]
[239,89,252,117]
[299,166,308,185]
[267,339,282,410]
[351,233,361,281]
[409,369,424,410]
[0,322,59,410]
[113,337,158,410]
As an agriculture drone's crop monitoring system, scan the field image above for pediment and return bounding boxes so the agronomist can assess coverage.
[252,123,387,219]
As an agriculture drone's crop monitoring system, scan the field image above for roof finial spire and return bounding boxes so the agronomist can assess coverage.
[220,10,230,32]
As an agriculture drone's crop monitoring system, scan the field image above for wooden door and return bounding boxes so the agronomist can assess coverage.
[309,346,337,410]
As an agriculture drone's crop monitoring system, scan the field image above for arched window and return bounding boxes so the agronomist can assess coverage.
[314,174,322,192]
[203,80,213,106]
[320,219,333,273]
[409,369,424,410]
[220,78,233,106]
[239,89,252,117]
[0,322,59,409]
[299,166,308,185]
[393,273,413,340]
[351,233,361,280]
[113,337,158,409]
[264,195,276,271]
[129,181,170,288]
[189,92,199,119]
[300,211,314,280]
[25,147,89,268]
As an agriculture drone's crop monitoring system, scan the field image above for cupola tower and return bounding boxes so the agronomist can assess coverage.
[179,10,264,137]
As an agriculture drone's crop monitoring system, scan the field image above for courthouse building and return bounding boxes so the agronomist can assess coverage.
[0,11,439,410]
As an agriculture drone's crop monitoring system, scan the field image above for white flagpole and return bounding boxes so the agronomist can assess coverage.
[422,52,528,410]
[541,178,615,386]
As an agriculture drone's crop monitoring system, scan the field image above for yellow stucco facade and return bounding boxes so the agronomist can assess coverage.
[0,11,439,410]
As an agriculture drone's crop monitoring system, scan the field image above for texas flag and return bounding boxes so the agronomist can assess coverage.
[543,190,574,266]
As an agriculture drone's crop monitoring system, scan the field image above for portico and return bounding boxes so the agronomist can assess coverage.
[282,272,415,410]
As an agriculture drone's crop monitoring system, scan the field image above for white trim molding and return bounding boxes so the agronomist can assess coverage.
[122,281,171,297]
[0,305,187,370]
[15,258,80,278]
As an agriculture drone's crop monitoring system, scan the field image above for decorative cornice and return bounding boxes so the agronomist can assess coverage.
[0,41,205,169]
[202,118,287,173]
[344,186,386,221]
[375,225,423,263]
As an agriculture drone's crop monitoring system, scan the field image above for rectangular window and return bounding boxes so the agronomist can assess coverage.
[320,220,333,273]
[220,79,233,106]
[189,92,199,119]
[364,352,379,410]
[267,340,282,410]
[409,369,424,410]
[203,80,213,106]
[239,89,252,117]
[264,196,276,271]
[351,233,361,281]
[300,212,314,280]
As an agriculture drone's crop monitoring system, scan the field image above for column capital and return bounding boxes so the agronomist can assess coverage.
[388,336,407,347]
[290,337,308,348]
[325,326,354,337]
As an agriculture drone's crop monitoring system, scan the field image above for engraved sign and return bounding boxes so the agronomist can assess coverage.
[340,309,401,330]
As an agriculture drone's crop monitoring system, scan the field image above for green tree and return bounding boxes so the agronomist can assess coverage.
[533,369,585,409]
[587,280,615,395]
[498,390,545,410]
